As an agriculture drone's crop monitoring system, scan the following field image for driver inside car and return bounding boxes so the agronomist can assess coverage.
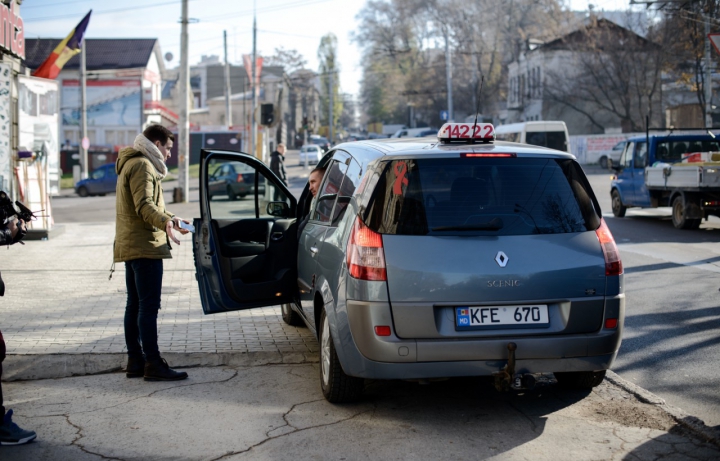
[297,166,326,237]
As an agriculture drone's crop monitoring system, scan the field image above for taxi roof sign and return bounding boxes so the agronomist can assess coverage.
[438,122,495,144]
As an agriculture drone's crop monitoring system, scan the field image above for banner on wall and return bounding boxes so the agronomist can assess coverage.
[62,79,141,127]
[0,63,11,193]
[19,76,60,198]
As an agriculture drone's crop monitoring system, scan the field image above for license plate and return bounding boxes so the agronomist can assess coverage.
[455,305,549,330]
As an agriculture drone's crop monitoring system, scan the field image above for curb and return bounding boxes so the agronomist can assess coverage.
[606,371,720,448]
[2,351,319,382]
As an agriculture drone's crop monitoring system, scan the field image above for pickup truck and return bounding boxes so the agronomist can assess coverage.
[610,133,720,229]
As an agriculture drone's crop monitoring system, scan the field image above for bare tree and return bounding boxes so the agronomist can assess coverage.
[543,17,666,132]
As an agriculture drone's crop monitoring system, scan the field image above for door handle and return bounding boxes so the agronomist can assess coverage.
[271,232,284,241]
[310,246,319,256]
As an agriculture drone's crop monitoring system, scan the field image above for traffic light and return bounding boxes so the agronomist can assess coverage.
[261,104,274,125]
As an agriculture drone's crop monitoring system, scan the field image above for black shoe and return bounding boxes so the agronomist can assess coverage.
[144,358,188,381]
[125,356,145,378]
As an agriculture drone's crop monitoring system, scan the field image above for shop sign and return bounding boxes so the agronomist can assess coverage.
[0,1,24,60]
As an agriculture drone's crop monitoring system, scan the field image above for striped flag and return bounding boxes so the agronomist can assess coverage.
[32,11,92,80]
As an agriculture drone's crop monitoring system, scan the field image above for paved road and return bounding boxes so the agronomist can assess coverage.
[4,364,720,461]
[587,169,720,428]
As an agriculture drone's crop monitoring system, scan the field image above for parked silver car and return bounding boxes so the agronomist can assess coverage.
[193,124,625,403]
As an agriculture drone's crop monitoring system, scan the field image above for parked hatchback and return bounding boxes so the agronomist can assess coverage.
[298,144,323,166]
[75,163,117,197]
[207,161,263,200]
[192,123,624,403]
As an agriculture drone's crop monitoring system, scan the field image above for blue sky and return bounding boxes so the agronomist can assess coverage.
[21,0,630,98]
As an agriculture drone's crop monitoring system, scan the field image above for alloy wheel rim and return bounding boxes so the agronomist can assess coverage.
[321,315,330,385]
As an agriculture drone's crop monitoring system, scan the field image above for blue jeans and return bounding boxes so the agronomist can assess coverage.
[124,259,163,362]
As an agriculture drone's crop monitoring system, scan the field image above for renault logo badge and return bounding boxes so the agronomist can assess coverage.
[495,251,509,267]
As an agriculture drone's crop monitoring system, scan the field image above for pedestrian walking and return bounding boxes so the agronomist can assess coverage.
[270,143,287,188]
[113,124,191,381]
[0,216,37,446]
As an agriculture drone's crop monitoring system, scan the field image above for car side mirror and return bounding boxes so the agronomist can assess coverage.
[267,201,290,218]
[610,164,622,172]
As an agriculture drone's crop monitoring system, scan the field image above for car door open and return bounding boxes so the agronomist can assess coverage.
[193,149,298,315]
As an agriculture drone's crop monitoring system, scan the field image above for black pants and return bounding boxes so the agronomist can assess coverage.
[124,259,163,363]
[1,329,5,417]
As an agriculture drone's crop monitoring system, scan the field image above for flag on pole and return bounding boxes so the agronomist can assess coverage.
[32,11,92,80]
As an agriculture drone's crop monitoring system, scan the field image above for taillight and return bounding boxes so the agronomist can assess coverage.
[346,218,387,281]
[596,219,623,276]
[236,174,244,183]
[461,153,516,158]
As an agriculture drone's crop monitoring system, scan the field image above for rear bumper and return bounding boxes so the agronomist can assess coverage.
[341,299,623,379]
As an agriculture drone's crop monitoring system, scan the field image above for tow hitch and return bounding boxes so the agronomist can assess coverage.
[492,342,536,392]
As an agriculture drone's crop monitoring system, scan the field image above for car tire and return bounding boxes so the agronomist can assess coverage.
[554,370,606,389]
[611,190,626,218]
[671,195,701,230]
[599,156,608,169]
[77,186,89,198]
[319,309,363,403]
[281,303,304,326]
[226,185,238,201]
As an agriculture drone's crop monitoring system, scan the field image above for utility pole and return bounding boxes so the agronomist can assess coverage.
[243,79,247,150]
[80,44,88,179]
[251,13,258,160]
[444,26,454,122]
[706,18,713,128]
[178,0,190,202]
[224,30,232,129]
[328,71,333,143]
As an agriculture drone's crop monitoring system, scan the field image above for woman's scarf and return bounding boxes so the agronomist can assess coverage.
[133,134,168,180]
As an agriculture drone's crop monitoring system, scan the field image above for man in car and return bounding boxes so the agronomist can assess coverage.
[298,166,326,237]
[113,124,191,382]
[0,216,37,446]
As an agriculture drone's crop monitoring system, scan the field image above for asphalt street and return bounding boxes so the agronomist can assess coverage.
[49,151,720,431]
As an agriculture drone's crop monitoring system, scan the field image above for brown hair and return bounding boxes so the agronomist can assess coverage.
[143,124,174,145]
[310,166,326,176]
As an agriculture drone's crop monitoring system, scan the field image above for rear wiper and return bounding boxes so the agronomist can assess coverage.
[432,218,504,231]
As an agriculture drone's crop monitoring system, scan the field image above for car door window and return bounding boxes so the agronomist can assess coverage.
[621,142,633,168]
[633,142,647,168]
[207,158,291,220]
[331,159,361,225]
[92,168,106,180]
[312,160,346,223]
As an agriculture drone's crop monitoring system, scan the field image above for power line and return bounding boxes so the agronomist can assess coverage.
[23,0,200,22]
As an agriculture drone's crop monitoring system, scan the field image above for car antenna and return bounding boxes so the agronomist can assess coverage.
[470,75,484,145]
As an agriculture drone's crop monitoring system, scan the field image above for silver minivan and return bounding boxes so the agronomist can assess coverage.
[192,128,624,402]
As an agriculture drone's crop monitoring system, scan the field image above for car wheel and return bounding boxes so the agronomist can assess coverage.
[611,190,626,218]
[77,186,89,198]
[281,303,304,326]
[671,195,701,230]
[319,309,363,403]
[599,156,608,169]
[554,370,606,389]
[226,185,238,201]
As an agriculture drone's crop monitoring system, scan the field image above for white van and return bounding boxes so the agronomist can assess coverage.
[494,121,570,153]
[390,127,431,138]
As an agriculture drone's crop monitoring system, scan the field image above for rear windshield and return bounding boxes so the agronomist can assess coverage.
[363,157,600,236]
[526,131,567,151]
